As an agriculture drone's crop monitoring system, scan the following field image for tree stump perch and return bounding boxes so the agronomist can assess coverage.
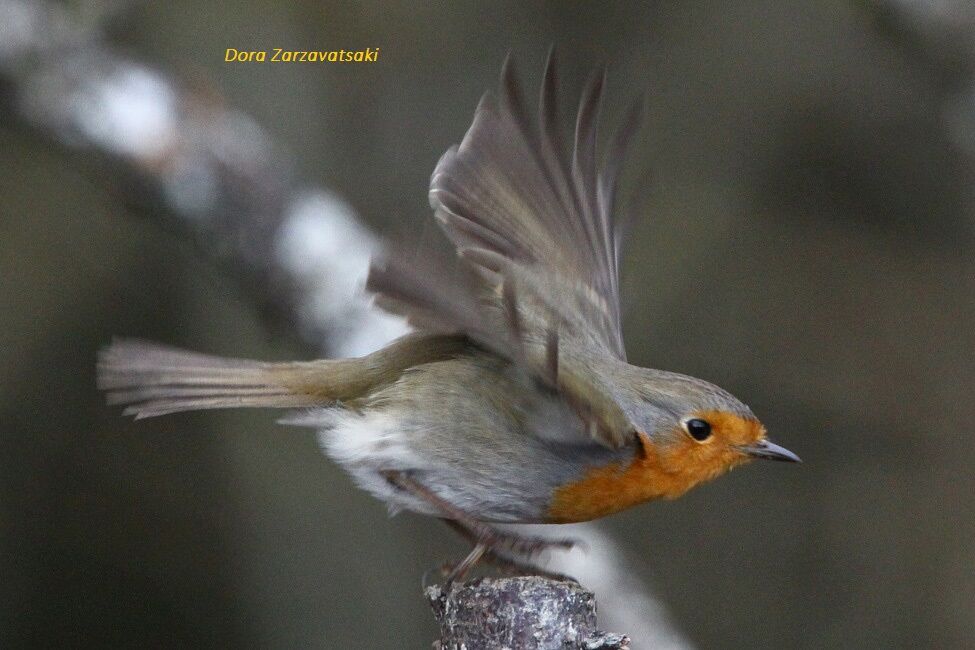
[427,577,629,649]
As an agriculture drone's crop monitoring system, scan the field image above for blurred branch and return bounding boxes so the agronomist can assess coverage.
[0,1,693,647]
[528,522,691,649]
[427,577,628,649]
[0,0,406,357]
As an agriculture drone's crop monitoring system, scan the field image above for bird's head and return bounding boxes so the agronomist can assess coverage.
[629,370,800,494]
[545,367,801,522]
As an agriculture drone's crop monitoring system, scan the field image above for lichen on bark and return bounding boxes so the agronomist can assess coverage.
[427,576,629,649]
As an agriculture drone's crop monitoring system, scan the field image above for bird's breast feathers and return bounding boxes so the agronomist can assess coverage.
[546,412,761,523]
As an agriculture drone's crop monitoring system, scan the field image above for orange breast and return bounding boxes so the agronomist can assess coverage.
[546,411,761,523]
[546,432,718,523]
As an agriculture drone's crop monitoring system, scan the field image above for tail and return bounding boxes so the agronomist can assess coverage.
[97,333,470,419]
[97,339,348,419]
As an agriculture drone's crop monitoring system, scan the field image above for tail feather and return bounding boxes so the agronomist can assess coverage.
[98,332,472,420]
[97,339,330,419]
[122,395,318,420]
[105,386,294,405]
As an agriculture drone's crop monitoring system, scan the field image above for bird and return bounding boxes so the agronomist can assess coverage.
[97,53,800,580]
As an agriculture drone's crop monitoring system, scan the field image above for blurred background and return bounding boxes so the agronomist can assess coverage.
[3,1,975,648]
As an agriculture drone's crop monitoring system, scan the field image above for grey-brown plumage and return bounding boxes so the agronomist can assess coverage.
[369,54,645,448]
[97,333,468,418]
[98,54,797,527]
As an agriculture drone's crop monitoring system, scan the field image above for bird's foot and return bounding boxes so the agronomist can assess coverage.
[382,470,579,584]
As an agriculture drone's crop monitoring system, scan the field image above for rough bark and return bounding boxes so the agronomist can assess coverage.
[427,577,629,650]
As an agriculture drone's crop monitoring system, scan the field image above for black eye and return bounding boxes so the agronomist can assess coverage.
[684,418,712,441]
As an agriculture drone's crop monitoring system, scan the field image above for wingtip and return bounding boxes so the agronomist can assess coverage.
[499,52,516,96]
[542,45,558,85]
[500,50,516,81]
[540,47,559,123]
[582,64,607,99]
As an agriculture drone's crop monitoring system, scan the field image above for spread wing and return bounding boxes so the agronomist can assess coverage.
[368,53,644,448]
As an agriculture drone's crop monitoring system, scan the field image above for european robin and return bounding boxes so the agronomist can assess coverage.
[98,55,799,577]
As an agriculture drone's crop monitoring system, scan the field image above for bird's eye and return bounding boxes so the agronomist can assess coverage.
[683,418,712,442]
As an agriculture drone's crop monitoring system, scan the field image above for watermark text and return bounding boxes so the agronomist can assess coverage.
[225,48,380,63]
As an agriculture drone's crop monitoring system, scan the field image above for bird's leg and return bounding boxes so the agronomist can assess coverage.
[440,518,578,583]
[381,470,577,582]
[441,541,488,584]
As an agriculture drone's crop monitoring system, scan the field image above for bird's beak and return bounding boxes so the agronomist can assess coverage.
[738,439,801,463]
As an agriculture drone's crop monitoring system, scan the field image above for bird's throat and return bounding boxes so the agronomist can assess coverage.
[546,432,731,523]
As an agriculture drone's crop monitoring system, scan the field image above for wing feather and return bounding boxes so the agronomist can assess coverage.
[368,53,644,448]
[430,54,637,358]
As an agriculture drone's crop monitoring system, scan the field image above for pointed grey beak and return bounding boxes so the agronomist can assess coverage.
[738,439,801,463]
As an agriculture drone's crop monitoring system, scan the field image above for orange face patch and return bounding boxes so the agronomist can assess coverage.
[692,409,766,447]
[546,411,765,523]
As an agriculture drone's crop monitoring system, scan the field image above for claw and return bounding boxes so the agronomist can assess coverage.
[444,544,487,585]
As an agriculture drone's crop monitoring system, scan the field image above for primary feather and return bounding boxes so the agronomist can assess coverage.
[367,53,644,448]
